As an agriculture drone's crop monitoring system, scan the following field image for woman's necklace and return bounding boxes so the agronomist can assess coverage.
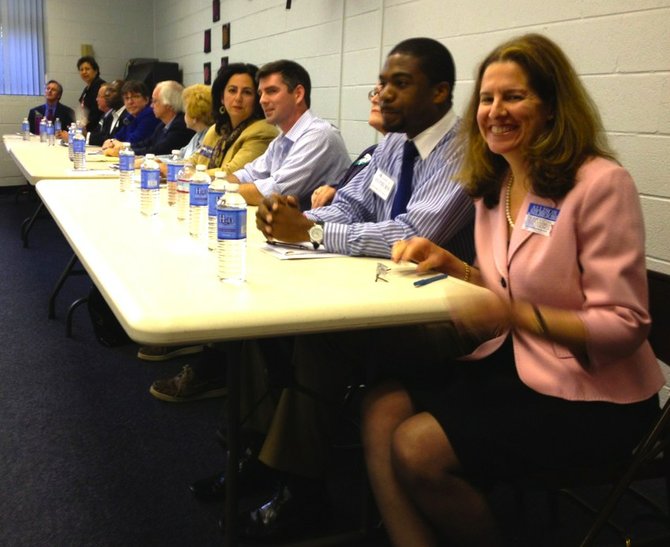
[505,171,515,229]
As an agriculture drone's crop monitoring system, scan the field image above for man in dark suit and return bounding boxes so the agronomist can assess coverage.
[87,83,112,146]
[88,80,127,146]
[27,80,75,134]
[131,80,194,156]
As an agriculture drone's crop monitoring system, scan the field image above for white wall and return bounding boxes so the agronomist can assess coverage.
[2,0,668,274]
[0,0,155,186]
[153,0,670,274]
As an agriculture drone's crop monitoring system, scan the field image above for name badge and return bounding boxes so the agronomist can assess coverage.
[370,169,395,201]
[522,203,560,237]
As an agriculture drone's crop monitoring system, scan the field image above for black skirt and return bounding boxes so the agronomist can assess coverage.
[405,337,660,485]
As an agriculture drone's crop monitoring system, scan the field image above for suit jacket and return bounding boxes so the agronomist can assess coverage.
[28,102,75,134]
[192,119,278,177]
[333,143,377,189]
[79,76,105,132]
[87,110,114,146]
[132,112,194,156]
[113,105,161,146]
[467,156,663,403]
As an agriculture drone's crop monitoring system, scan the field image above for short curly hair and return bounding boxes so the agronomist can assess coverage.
[182,84,213,126]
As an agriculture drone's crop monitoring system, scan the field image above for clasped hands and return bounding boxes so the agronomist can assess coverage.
[101,138,122,157]
[256,193,314,244]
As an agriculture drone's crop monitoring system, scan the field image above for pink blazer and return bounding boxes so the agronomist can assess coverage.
[467,157,663,403]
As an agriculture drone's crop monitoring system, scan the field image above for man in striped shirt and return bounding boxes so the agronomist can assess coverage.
[256,44,474,262]
[219,38,476,540]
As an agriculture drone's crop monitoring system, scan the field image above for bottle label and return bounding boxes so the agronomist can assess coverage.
[217,208,247,240]
[208,190,224,216]
[190,182,209,206]
[55,120,61,132]
[140,168,160,190]
[167,162,181,183]
[73,138,85,153]
[119,154,135,171]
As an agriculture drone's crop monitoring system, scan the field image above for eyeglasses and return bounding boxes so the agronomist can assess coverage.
[367,86,382,101]
[375,263,390,283]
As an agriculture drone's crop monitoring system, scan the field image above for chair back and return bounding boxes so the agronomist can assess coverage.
[649,270,670,366]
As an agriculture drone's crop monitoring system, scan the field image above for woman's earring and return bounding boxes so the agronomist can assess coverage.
[219,106,226,114]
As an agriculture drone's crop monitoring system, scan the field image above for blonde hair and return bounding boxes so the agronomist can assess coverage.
[461,33,615,208]
[182,84,213,126]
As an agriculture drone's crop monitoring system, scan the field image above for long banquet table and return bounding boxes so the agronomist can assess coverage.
[36,177,484,545]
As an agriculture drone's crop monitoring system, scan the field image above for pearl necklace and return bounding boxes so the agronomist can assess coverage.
[505,172,515,229]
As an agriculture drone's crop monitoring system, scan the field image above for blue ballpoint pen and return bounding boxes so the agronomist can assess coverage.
[413,273,448,287]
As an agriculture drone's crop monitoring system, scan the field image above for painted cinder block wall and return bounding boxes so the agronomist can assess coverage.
[1,0,667,275]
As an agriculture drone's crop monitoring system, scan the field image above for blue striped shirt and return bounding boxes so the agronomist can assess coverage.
[306,110,475,262]
[233,110,351,210]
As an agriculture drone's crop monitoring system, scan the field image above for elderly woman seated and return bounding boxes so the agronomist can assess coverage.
[157,83,214,176]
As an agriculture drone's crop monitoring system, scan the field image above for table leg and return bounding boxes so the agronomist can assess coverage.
[48,253,86,319]
[224,340,242,547]
[20,199,45,248]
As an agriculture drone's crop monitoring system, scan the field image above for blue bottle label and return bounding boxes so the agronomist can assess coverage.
[189,182,209,206]
[167,162,181,182]
[55,120,61,132]
[217,208,247,240]
[140,168,160,189]
[73,138,85,153]
[208,190,224,216]
[119,154,134,171]
[47,125,55,136]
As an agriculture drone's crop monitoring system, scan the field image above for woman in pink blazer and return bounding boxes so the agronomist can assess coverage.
[362,34,665,547]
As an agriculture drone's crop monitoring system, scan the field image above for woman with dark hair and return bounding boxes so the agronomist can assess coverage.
[362,33,664,546]
[135,63,276,363]
[77,56,106,132]
[189,62,277,177]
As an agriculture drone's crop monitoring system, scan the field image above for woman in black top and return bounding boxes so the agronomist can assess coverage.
[77,56,106,133]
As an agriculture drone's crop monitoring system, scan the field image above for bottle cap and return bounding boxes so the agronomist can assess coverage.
[146,153,155,159]
[196,164,206,171]
[214,171,225,179]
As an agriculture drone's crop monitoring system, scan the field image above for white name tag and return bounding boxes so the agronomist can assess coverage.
[522,203,560,237]
[370,169,395,201]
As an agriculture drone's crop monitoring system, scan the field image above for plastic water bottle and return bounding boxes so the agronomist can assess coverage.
[189,164,211,238]
[54,118,62,134]
[217,182,247,283]
[46,120,55,146]
[176,163,194,221]
[208,171,226,251]
[73,128,86,170]
[118,143,135,192]
[166,149,182,206]
[67,124,76,160]
[39,117,47,142]
[21,117,30,140]
[140,154,160,216]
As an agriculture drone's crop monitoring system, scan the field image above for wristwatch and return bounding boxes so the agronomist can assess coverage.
[308,221,324,250]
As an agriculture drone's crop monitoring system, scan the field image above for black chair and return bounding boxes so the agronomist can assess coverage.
[516,270,670,546]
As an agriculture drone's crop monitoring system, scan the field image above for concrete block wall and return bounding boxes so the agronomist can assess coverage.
[2,0,667,274]
[0,0,154,187]
[153,0,670,274]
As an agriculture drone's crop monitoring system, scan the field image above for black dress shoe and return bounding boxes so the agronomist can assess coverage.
[190,447,269,502]
[238,481,329,541]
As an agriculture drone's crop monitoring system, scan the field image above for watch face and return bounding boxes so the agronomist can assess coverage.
[309,223,324,243]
